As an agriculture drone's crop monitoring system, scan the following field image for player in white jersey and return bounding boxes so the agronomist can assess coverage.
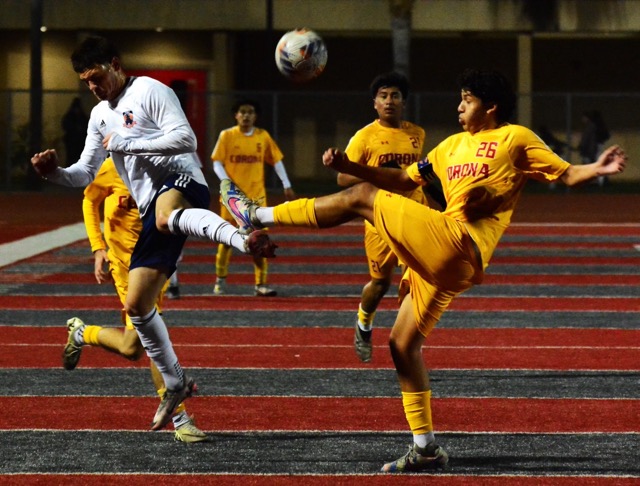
[30,36,276,431]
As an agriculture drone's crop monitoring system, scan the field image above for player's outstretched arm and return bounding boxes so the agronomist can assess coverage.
[561,145,627,186]
[322,148,417,192]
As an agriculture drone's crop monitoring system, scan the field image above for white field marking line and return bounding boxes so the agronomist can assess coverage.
[0,222,86,269]
[6,343,639,350]
[1,428,638,438]
[0,469,639,480]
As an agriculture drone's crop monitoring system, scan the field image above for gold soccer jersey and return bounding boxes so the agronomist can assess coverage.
[407,123,571,269]
[345,120,426,278]
[82,158,141,306]
[375,124,569,335]
[211,125,284,207]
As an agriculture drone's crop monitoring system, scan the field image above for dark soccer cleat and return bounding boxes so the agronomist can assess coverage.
[62,317,86,370]
[381,443,449,473]
[354,322,373,363]
[151,375,198,431]
[254,284,277,297]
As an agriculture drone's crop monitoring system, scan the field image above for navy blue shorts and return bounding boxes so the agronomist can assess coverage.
[130,173,210,276]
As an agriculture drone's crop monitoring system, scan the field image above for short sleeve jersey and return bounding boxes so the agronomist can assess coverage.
[406,124,570,267]
[211,126,284,202]
[345,120,426,204]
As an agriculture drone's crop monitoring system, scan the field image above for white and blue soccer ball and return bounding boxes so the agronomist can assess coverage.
[275,28,328,82]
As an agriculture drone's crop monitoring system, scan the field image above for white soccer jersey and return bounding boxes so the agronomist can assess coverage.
[48,76,206,216]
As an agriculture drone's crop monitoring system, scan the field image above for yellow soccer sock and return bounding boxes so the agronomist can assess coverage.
[216,243,232,279]
[82,325,103,346]
[402,390,433,436]
[357,304,375,330]
[255,257,268,286]
[273,198,318,227]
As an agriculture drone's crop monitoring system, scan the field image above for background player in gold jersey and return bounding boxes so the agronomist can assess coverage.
[338,72,428,363]
[220,68,627,472]
[211,99,295,297]
[63,158,207,442]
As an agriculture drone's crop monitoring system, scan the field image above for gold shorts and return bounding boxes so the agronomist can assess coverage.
[373,190,483,336]
[363,221,398,279]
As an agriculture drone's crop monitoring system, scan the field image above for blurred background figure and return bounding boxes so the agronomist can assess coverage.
[61,97,89,165]
[578,110,610,186]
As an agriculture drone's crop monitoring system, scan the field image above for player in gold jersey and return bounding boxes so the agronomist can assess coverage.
[211,99,295,297]
[63,158,207,442]
[339,72,430,363]
[220,68,627,472]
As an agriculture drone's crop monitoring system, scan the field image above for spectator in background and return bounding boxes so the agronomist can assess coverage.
[537,125,568,157]
[537,125,568,191]
[578,110,610,186]
[61,97,89,165]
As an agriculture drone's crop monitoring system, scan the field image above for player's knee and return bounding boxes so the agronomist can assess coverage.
[155,212,171,233]
[348,182,377,205]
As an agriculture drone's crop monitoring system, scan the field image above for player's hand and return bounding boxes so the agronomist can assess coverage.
[102,133,113,150]
[283,187,296,201]
[597,145,627,176]
[322,148,350,172]
[93,249,112,284]
[31,149,60,178]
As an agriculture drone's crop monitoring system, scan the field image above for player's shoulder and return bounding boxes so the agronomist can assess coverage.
[253,127,272,137]
[132,76,164,87]
[400,120,425,135]
[501,123,539,142]
[355,121,378,135]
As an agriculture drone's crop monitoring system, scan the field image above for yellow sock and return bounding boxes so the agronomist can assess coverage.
[402,390,433,435]
[216,243,232,278]
[273,198,318,227]
[82,325,102,346]
[357,304,375,329]
[157,387,186,415]
[255,257,268,286]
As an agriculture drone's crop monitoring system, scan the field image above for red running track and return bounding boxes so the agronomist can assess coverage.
[1,327,638,370]
[0,396,637,433]
[0,295,638,312]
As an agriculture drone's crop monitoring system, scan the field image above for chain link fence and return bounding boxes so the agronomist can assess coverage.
[2,90,638,192]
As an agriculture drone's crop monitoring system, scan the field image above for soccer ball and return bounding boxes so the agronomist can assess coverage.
[275,28,328,82]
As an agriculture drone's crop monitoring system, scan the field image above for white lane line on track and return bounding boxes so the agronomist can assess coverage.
[0,223,86,269]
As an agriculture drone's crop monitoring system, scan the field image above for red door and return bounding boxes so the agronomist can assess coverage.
[127,69,208,165]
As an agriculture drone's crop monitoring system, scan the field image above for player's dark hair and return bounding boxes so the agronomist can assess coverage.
[457,69,516,123]
[71,36,121,73]
[232,98,261,116]
[369,72,410,100]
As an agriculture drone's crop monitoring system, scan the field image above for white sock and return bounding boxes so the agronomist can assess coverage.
[168,208,246,252]
[129,308,184,390]
[255,207,275,226]
[413,431,435,449]
[172,410,189,428]
[169,271,179,287]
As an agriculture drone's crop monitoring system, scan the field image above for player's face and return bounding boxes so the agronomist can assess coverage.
[79,61,125,102]
[235,105,257,131]
[373,86,404,128]
[457,90,494,134]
